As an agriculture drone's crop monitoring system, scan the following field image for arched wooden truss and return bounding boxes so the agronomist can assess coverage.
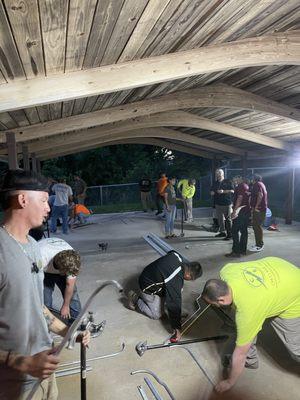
[1,30,299,113]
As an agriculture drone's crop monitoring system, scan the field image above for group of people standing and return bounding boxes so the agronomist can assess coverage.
[48,175,90,234]
[211,168,268,257]
[139,173,197,239]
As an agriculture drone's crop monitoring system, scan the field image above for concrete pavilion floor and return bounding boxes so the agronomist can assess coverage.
[50,208,300,400]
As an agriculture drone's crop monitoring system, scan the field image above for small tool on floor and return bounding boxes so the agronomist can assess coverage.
[136,335,228,357]
[98,242,108,252]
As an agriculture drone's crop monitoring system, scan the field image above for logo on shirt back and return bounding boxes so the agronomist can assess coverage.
[242,267,266,288]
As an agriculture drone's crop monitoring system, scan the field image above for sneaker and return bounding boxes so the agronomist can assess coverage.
[249,245,264,252]
[165,235,171,239]
[215,232,226,238]
[245,360,259,369]
[225,252,240,258]
[127,290,138,311]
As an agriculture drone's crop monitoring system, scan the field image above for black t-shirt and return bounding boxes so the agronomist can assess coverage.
[211,179,233,206]
[139,179,152,192]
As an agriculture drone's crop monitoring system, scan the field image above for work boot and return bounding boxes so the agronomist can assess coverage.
[215,232,226,238]
[127,290,138,311]
[225,252,240,258]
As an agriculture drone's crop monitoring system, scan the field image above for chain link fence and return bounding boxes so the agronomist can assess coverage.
[85,168,300,220]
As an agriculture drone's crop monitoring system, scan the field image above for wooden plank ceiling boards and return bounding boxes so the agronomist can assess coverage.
[0,0,299,160]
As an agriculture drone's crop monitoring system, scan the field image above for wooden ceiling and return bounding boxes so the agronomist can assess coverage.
[0,0,300,161]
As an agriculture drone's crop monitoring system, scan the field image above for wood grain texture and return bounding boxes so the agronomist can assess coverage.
[82,0,124,68]
[0,1,25,80]
[65,0,97,72]
[39,0,69,74]
[4,0,44,77]
[100,0,149,66]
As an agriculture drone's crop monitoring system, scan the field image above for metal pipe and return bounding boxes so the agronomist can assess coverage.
[144,377,163,400]
[137,385,149,400]
[181,305,211,336]
[56,366,92,378]
[132,370,175,400]
[171,346,215,387]
[26,280,123,400]
[59,342,125,368]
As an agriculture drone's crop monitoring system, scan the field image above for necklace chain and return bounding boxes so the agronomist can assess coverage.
[2,225,38,271]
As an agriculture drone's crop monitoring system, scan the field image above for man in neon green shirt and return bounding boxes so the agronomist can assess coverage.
[202,257,300,393]
[177,178,196,222]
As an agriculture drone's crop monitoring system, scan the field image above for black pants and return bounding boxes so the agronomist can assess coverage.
[232,212,250,254]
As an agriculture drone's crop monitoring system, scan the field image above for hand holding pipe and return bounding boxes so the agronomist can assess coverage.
[26,280,123,400]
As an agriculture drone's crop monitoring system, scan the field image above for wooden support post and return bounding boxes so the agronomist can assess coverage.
[36,158,41,174]
[285,167,295,225]
[22,144,30,171]
[6,132,18,170]
[242,152,247,177]
[31,153,37,172]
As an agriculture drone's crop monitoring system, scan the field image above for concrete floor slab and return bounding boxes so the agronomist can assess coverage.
[52,209,300,400]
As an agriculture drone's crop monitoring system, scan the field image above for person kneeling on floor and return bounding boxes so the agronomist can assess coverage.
[201,257,300,394]
[127,250,202,341]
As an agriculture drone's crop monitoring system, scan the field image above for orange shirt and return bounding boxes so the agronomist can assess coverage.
[157,177,168,195]
[74,204,90,215]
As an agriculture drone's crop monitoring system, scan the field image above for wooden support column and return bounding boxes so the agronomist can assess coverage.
[285,167,295,225]
[22,144,30,171]
[36,158,41,174]
[6,132,18,170]
[242,152,247,177]
[31,153,37,172]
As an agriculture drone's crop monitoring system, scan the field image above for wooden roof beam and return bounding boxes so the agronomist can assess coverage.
[39,137,215,161]
[34,127,245,160]
[3,84,300,144]
[0,30,299,113]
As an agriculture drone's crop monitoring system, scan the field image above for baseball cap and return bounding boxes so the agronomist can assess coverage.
[0,169,49,193]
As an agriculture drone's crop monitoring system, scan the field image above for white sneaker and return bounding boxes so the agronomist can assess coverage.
[249,245,264,252]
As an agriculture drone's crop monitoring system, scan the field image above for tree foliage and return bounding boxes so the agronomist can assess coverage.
[41,144,211,185]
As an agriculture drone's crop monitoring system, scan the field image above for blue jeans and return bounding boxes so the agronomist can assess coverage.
[51,204,69,234]
[44,273,81,321]
[164,204,177,235]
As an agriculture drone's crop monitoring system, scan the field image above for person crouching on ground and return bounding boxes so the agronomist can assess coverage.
[39,237,82,323]
[127,250,202,341]
[201,257,300,393]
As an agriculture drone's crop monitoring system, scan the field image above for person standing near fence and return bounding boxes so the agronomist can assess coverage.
[139,177,152,212]
[177,178,196,222]
[250,174,268,252]
[73,175,87,205]
[211,169,234,240]
[163,177,178,238]
[156,172,168,216]
[226,176,251,258]
[51,178,73,235]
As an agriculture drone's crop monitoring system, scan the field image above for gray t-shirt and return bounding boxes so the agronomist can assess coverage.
[0,228,53,397]
[53,183,72,206]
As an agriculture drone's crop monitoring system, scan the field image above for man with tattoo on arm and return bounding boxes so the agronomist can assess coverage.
[0,170,90,400]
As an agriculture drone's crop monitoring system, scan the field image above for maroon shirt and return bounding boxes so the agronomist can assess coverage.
[233,183,250,214]
[250,181,268,211]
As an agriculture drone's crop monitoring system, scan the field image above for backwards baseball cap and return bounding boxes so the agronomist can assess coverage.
[0,169,49,193]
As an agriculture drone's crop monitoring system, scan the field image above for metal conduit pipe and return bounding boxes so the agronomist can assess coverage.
[131,369,175,400]
[138,385,149,400]
[171,346,215,387]
[58,342,125,368]
[144,377,163,400]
